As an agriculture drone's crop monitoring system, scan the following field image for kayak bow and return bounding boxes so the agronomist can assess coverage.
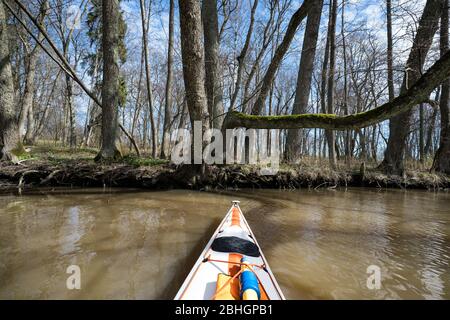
[175,200,285,300]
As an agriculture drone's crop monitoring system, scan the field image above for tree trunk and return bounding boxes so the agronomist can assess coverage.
[95,0,122,161]
[419,103,425,163]
[62,36,76,149]
[432,0,450,173]
[285,0,323,161]
[229,0,258,110]
[358,129,367,160]
[251,0,312,115]
[318,0,332,165]
[202,0,224,128]
[64,70,76,148]
[34,71,61,140]
[130,48,144,149]
[342,0,351,164]
[20,0,48,145]
[0,1,24,161]
[139,0,157,157]
[81,53,100,148]
[19,53,37,143]
[179,0,210,162]
[380,0,442,175]
[371,125,378,162]
[178,100,188,130]
[387,0,395,101]
[160,0,174,158]
[425,105,438,155]
[325,0,338,169]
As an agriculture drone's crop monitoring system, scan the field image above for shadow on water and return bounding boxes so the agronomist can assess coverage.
[159,218,221,299]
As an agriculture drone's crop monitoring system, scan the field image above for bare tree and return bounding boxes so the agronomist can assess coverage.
[178,0,210,134]
[0,0,23,161]
[380,0,442,175]
[432,0,450,173]
[95,0,122,161]
[229,0,258,111]
[326,0,338,168]
[139,0,157,157]
[18,0,48,145]
[160,0,174,159]
[202,0,224,128]
[251,0,312,115]
[386,0,395,102]
[285,0,324,161]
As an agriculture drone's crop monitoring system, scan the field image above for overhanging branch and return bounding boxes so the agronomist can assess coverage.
[223,49,450,130]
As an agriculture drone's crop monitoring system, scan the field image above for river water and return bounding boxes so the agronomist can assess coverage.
[0,188,449,299]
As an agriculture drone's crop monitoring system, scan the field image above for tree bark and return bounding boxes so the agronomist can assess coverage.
[160,0,174,159]
[34,70,61,140]
[130,48,144,149]
[419,103,425,163]
[20,0,48,145]
[380,0,442,175]
[21,52,38,144]
[179,0,210,164]
[387,0,395,101]
[319,0,332,157]
[285,0,323,161]
[95,0,122,161]
[342,0,351,164]
[325,0,338,168]
[202,0,224,128]
[251,0,312,115]
[432,0,450,173]
[425,104,438,155]
[0,1,24,161]
[65,70,76,148]
[222,48,450,130]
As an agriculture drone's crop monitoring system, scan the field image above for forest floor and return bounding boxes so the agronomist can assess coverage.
[0,143,449,193]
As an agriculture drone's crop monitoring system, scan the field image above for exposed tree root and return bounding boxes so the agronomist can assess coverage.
[0,161,449,193]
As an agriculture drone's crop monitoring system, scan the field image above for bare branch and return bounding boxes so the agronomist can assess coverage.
[223,50,450,130]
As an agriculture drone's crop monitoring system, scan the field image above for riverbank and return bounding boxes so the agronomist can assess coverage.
[1,159,449,193]
[0,144,448,192]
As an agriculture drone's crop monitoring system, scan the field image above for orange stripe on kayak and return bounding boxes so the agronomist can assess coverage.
[228,253,242,276]
[231,207,240,226]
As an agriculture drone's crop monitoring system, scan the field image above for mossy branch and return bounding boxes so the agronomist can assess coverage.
[224,50,450,130]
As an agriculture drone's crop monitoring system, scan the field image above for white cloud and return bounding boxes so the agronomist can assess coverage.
[363,4,383,30]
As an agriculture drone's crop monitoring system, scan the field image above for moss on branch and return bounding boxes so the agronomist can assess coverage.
[224,50,450,130]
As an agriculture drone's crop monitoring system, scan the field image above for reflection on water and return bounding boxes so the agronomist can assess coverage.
[0,188,449,299]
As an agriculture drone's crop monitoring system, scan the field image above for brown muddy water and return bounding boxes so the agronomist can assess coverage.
[0,188,449,299]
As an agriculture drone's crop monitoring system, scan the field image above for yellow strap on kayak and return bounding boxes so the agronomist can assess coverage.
[211,269,244,300]
[213,273,240,300]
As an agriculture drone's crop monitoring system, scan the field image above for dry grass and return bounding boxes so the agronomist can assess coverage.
[4,141,445,190]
